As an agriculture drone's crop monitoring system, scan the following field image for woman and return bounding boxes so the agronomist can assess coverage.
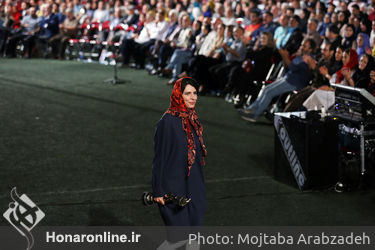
[346,54,375,89]
[303,48,359,110]
[337,11,348,31]
[353,17,361,35]
[330,12,338,26]
[356,33,370,58]
[360,18,371,36]
[318,13,331,37]
[341,24,356,50]
[326,48,358,85]
[332,45,344,73]
[152,77,207,226]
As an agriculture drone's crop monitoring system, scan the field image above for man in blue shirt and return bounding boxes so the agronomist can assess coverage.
[39,4,59,40]
[258,11,279,35]
[39,4,60,57]
[274,14,289,49]
[239,38,316,122]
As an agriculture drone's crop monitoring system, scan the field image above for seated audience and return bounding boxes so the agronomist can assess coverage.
[120,10,167,69]
[39,3,60,57]
[230,31,275,108]
[6,6,39,58]
[209,25,246,93]
[239,39,317,122]
[329,48,358,85]
[49,8,78,59]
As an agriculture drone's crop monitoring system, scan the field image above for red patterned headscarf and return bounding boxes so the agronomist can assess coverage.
[336,48,359,83]
[165,77,207,176]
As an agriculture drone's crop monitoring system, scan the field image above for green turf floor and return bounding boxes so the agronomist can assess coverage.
[0,58,374,226]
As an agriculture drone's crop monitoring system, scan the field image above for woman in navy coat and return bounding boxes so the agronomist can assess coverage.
[152,77,207,226]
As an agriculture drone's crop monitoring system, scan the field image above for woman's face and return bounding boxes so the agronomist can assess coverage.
[218,24,225,36]
[338,12,345,22]
[357,35,364,47]
[358,55,369,71]
[360,22,366,32]
[182,84,198,109]
[182,16,190,28]
[345,26,353,38]
[193,20,200,31]
[235,4,242,15]
[225,27,232,38]
[323,14,330,23]
[342,51,350,65]
[335,47,343,61]
[331,13,338,23]
[202,26,209,35]
[260,33,268,47]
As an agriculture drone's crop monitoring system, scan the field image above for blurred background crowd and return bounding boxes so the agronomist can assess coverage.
[1,0,375,114]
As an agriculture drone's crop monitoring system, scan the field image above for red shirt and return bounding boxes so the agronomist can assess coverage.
[12,10,22,29]
[245,22,262,39]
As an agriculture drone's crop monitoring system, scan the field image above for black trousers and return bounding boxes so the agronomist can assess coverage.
[6,34,36,58]
[209,61,242,91]
[230,67,260,106]
[190,55,221,90]
[121,38,155,67]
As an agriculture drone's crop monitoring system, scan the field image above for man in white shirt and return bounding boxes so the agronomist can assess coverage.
[121,10,168,69]
[92,1,110,23]
[222,8,237,27]
[149,9,180,74]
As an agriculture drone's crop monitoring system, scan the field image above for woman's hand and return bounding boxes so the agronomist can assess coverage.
[154,196,165,205]
[342,68,351,79]
[342,68,354,86]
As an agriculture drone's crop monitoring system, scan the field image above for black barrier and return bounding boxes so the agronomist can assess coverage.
[274,114,338,190]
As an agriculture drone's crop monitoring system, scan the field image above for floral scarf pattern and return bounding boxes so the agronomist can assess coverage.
[165,77,207,176]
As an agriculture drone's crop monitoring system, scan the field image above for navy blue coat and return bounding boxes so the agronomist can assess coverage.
[152,113,206,226]
[39,14,59,39]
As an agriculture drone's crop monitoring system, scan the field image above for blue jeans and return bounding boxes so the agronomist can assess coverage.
[249,76,298,117]
[166,49,192,80]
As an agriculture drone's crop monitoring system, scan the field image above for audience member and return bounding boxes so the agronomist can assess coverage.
[239,38,316,122]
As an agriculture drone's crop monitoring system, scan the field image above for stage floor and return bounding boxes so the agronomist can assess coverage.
[0,58,374,226]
